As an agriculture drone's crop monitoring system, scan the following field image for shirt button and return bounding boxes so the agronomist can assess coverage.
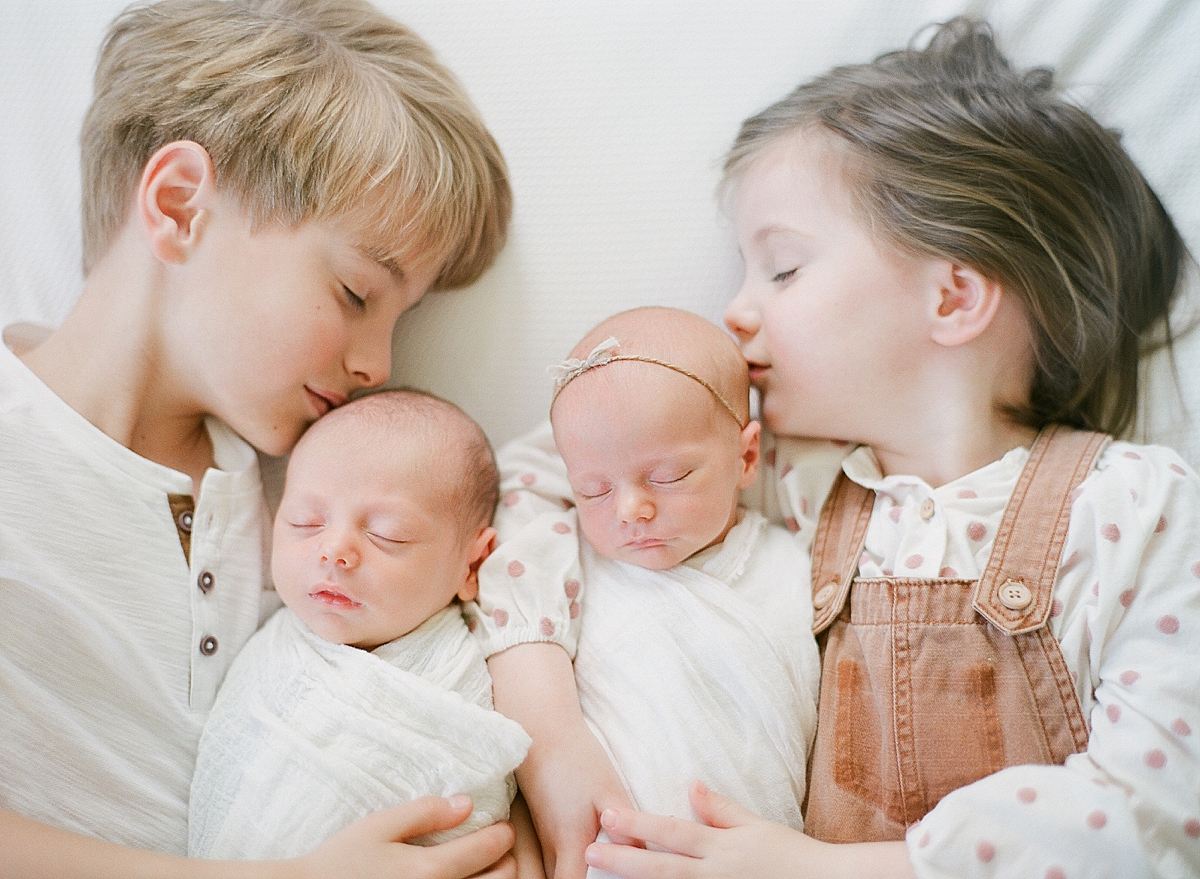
[813,580,838,609]
[919,498,935,521]
[198,571,215,593]
[176,509,193,533]
[199,635,219,656]
[998,579,1033,611]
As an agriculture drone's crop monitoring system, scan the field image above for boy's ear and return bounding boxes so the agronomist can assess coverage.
[928,262,1005,347]
[736,419,762,489]
[457,526,497,602]
[137,140,216,265]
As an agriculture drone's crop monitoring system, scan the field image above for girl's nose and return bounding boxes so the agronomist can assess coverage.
[615,487,655,524]
[724,281,761,341]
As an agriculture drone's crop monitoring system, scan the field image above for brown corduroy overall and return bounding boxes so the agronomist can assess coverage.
[803,426,1107,842]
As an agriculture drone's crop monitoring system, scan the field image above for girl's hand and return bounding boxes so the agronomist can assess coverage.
[294,795,517,879]
[517,716,635,879]
[584,782,915,879]
[488,642,635,879]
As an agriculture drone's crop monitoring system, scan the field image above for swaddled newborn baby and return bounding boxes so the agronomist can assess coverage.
[189,389,529,860]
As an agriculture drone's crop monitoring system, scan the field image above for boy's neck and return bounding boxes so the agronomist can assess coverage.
[19,235,216,492]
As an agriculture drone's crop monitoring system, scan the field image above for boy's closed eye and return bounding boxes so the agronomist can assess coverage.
[649,470,692,486]
[342,284,367,310]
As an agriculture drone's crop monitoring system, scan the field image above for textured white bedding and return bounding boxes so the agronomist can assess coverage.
[2,1,1196,460]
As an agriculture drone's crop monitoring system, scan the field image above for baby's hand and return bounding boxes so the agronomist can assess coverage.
[293,795,516,879]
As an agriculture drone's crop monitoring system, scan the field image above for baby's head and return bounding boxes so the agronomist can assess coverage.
[81,0,509,290]
[550,307,760,570]
[722,17,1186,438]
[272,389,498,649]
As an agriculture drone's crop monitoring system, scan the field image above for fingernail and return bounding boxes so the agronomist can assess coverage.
[448,794,472,810]
[600,808,617,827]
[584,845,598,866]
[694,780,708,795]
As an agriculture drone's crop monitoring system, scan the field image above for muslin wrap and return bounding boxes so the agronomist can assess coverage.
[574,509,820,874]
[188,605,530,859]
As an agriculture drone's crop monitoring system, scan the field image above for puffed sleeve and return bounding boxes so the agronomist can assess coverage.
[466,421,584,658]
[752,433,849,556]
[906,444,1200,879]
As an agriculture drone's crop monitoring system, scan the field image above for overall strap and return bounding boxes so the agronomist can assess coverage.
[811,472,874,635]
[973,425,1110,634]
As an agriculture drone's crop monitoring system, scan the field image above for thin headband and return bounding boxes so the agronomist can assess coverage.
[548,336,746,428]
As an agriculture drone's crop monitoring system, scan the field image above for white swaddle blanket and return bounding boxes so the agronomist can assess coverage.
[188,604,530,859]
[574,509,820,854]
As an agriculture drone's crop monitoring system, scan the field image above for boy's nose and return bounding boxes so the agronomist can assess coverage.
[346,328,393,389]
[319,535,360,569]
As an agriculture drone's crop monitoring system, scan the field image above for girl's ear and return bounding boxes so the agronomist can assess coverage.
[928,262,1005,348]
[458,526,497,602]
[137,140,216,265]
[736,419,762,489]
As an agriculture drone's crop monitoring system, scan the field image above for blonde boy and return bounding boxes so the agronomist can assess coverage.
[0,1,515,877]
[189,390,531,860]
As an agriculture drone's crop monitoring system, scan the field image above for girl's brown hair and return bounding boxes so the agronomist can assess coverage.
[724,18,1189,437]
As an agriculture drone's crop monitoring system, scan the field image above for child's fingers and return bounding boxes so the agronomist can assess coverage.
[430,822,518,877]
[687,781,763,830]
[470,850,518,879]
[598,807,710,858]
[585,839,696,879]
[360,794,475,841]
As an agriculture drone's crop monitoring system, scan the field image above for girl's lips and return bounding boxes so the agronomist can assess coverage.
[746,363,768,385]
[625,537,667,549]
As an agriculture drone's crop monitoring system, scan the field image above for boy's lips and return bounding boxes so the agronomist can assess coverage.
[308,586,362,609]
[305,386,348,418]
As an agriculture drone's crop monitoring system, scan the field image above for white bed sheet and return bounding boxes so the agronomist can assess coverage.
[1,0,1196,462]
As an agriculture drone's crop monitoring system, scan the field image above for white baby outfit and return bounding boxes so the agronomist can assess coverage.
[475,421,1200,879]
[189,604,531,859]
[0,341,275,853]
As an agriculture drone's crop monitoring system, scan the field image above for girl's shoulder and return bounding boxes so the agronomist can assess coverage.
[1087,438,1198,505]
[1067,438,1200,569]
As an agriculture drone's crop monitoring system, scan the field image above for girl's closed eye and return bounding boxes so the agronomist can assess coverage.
[575,482,612,501]
[771,267,798,283]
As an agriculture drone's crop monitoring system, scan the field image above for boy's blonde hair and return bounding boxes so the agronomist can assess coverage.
[82,0,510,290]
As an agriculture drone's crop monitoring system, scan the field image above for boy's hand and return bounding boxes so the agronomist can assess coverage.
[294,795,517,879]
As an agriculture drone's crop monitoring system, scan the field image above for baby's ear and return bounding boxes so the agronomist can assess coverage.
[929,262,1005,347]
[137,140,217,265]
[737,420,762,489]
[458,526,497,602]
